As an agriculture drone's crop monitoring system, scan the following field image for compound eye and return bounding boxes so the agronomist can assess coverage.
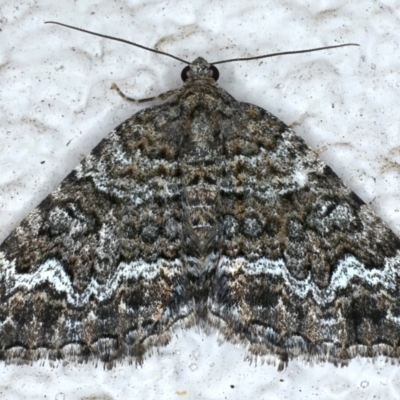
[181,66,191,82]
[209,65,219,81]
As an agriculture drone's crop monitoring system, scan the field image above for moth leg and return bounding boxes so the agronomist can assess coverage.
[111,83,180,104]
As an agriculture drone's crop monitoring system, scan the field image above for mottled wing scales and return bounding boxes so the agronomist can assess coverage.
[0,105,190,365]
[210,102,400,368]
[1,55,400,369]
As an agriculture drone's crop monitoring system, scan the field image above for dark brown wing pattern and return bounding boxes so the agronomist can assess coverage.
[1,57,399,369]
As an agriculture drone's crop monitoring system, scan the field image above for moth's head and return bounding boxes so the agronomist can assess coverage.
[181,57,220,83]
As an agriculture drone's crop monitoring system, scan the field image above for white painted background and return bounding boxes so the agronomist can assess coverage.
[0,0,399,398]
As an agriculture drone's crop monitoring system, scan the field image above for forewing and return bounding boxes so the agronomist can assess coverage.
[0,103,189,365]
[211,102,400,367]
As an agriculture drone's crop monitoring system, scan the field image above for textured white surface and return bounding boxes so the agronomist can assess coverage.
[1,0,400,398]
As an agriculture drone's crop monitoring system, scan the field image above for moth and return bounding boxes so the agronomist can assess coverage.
[1,22,398,371]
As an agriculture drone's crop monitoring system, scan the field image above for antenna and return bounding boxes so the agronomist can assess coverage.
[45,21,359,65]
[45,21,189,64]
